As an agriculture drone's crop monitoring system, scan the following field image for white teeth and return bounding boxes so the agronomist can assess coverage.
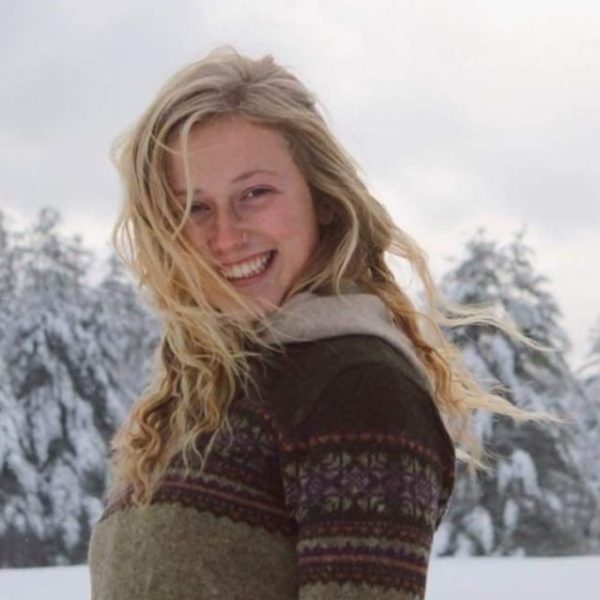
[221,251,272,281]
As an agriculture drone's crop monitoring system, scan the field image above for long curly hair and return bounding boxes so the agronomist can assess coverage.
[109,45,557,504]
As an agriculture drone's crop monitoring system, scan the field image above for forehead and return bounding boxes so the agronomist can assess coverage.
[168,116,294,179]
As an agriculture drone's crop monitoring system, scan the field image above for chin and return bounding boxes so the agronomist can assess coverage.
[247,294,282,316]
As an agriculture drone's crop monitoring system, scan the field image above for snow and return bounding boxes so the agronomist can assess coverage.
[497,449,540,497]
[0,556,598,599]
[427,556,599,599]
[462,506,495,553]
[0,565,89,600]
[503,498,519,531]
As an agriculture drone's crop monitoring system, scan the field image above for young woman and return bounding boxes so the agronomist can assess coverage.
[88,46,550,599]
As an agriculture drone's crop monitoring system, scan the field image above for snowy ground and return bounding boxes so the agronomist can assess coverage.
[0,556,598,599]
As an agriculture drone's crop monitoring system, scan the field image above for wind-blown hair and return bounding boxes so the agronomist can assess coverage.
[110,45,556,504]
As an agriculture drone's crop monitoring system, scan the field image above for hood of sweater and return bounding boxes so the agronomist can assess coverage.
[259,289,433,394]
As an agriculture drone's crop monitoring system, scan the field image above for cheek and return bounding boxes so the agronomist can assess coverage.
[253,205,297,241]
[296,207,320,251]
[183,223,208,254]
[278,199,319,242]
[279,218,318,256]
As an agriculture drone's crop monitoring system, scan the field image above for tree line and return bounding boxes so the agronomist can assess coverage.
[0,208,598,566]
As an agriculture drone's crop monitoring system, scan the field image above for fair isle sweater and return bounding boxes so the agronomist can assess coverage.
[88,292,456,599]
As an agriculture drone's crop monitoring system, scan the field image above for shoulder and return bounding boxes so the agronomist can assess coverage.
[268,336,457,533]
[257,334,430,400]
[253,335,454,465]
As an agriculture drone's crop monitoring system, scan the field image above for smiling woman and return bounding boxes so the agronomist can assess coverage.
[87,46,555,600]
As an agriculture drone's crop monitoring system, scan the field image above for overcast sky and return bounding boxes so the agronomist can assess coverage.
[1,0,598,369]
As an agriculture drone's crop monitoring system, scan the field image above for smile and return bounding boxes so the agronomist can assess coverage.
[220,250,276,281]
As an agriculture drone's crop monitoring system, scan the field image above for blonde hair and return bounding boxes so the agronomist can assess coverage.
[110,45,558,504]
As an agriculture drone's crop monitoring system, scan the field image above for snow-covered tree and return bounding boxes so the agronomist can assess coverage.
[0,209,26,563]
[573,316,600,549]
[0,210,17,330]
[89,253,159,422]
[0,208,158,566]
[434,228,597,556]
[579,316,600,402]
[0,342,19,550]
[0,208,101,565]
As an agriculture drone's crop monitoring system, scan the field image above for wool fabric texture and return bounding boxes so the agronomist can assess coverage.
[88,291,456,599]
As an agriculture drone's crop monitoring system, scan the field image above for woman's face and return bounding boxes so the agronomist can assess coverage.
[167,116,320,315]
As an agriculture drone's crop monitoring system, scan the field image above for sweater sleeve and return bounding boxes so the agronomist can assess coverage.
[279,360,455,600]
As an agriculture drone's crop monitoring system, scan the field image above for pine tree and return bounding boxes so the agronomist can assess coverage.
[0,209,16,328]
[0,210,132,564]
[579,316,600,401]
[0,208,160,566]
[434,228,597,556]
[0,209,25,560]
[574,316,600,550]
[89,253,159,425]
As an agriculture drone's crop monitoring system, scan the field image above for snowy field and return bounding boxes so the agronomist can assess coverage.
[0,556,598,599]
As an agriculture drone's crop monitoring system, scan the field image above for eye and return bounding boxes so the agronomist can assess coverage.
[189,201,212,219]
[243,187,271,201]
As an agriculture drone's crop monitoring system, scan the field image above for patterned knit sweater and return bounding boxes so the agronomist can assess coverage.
[88,292,456,599]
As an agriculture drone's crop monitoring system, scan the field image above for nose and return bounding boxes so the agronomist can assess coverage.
[206,208,246,257]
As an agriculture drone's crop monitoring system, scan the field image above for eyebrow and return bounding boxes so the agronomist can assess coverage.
[173,168,279,196]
